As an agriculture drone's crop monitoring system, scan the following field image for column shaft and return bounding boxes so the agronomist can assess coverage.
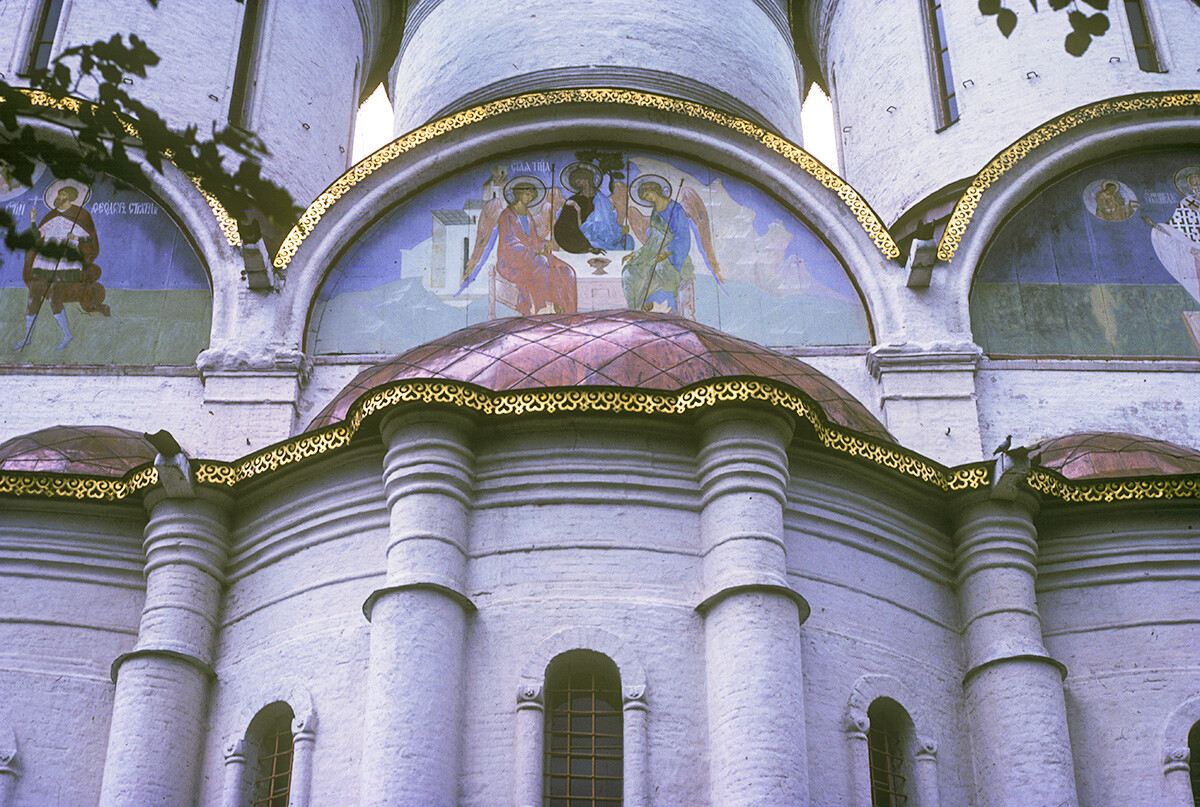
[359,412,474,807]
[955,494,1077,807]
[697,411,808,806]
[99,491,229,807]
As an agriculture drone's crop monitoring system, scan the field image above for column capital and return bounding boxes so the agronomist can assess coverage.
[142,488,232,582]
[1164,746,1191,773]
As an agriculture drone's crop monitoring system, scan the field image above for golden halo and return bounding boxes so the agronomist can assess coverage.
[504,175,547,207]
[1173,165,1200,197]
[630,174,672,208]
[560,162,603,192]
[44,178,91,209]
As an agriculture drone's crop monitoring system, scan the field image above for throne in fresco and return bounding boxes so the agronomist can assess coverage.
[488,265,522,319]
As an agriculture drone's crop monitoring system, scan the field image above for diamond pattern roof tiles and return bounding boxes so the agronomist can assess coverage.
[0,425,157,476]
[308,310,891,441]
[1036,432,1200,480]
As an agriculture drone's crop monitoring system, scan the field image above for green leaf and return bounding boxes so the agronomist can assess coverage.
[979,0,1001,14]
[1085,12,1110,35]
[997,7,1018,36]
[1079,0,1108,9]
[1049,0,1070,8]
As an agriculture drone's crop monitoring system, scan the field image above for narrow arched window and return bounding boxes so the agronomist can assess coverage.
[868,699,911,807]
[1189,721,1200,806]
[229,0,266,127]
[24,0,66,73]
[247,702,293,807]
[544,650,622,806]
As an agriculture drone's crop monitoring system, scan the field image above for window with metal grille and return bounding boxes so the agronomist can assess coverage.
[1189,721,1200,806]
[229,0,266,127]
[24,0,66,74]
[922,0,959,130]
[868,699,910,807]
[544,650,623,806]
[248,704,293,807]
[1123,0,1163,72]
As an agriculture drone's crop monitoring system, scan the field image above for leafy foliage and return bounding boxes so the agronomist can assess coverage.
[0,33,300,260]
[979,0,1113,56]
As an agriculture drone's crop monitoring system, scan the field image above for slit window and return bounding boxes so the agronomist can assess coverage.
[1123,0,1163,72]
[229,0,266,126]
[26,0,65,73]
[1189,721,1200,806]
[544,650,623,806]
[923,0,959,129]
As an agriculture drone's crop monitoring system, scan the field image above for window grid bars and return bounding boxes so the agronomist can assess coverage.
[249,726,293,807]
[544,658,623,806]
[868,724,909,807]
[26,0,65,73]
[926,0,959,129]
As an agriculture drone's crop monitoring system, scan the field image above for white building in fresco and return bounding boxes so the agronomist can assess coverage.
[0,1,1199,806]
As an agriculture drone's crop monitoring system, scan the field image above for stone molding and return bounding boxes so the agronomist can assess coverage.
[196,348,314,383]
[223,682,317,807]
[845,673,932,740]
[1163,694,1200,769]
[866,342,984,380]
[519,626,648,697]
[110,647,216,684]
[361,581,476,621]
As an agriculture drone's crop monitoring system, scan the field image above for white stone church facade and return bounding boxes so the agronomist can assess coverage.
[0,1,1198,806]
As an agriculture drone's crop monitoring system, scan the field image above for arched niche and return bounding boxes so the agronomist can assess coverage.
[0,161,215,366]
[286,98,889,356]
[971,146,1200,358]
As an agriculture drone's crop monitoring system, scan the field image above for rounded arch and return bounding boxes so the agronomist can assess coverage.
[275,95,897,355]
[846,673,934,742]
[519,626,647,701]
[943,97,1200,336]
[227,678,316,749]
[1163,694,1200,750]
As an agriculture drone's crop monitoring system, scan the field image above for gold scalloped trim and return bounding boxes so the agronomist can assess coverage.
[17,89,240,246]
[273,88,899,270]
[0,465,156,501]
[937,91,1200,262]
[7,384,1200,503]
[1027,468,1200,502]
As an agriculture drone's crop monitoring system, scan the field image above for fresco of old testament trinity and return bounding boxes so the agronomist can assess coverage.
[310,148,872,354]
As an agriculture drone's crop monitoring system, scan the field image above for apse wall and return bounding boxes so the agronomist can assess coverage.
[389,0,806,142]
[1036,501,1200,806]
[785,452,973,807]
[807,0,1200,222]
[196,445,387,805]
[0,501,144,805]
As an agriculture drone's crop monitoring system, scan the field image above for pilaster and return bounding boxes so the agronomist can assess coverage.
[867,342,984,465]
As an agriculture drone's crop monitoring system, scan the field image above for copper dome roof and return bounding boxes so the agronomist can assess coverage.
[1036,432,1200,480]
[0,425,157,476]
[309,311,891,441]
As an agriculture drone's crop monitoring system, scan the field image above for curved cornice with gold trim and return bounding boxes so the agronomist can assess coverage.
[2,380,1198,504]
[272,87,900,270]
[15,89,242,247]
[937,90,1200,262]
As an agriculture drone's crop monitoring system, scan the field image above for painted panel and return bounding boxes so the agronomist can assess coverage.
[310,149,870,353]
[973,150,1200,357]
[0,165,211,365]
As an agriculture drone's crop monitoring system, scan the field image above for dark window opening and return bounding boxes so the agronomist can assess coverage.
[26,0,65,74]
[868,700,910,807]
[248,703,293,807]
[924,0,959,129]
[1188,721,1200,806]
[1124,0,1163,72]
[544,650,623,806]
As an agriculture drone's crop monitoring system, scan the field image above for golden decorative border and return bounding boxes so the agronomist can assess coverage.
[1027,468,1200,503]
[937,91,1200,262]
[17,89,240,246]
[3,383,1198,504]
[0,465,156,501]
[272,88,900,269]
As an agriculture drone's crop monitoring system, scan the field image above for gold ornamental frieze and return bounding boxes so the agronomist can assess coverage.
[272,88,900,271]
